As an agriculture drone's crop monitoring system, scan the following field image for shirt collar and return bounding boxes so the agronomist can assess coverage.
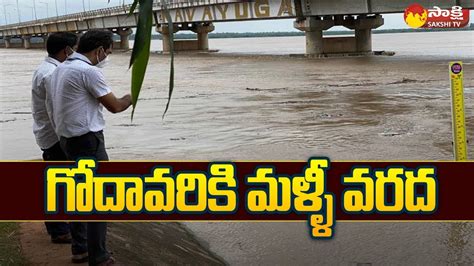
[45,56,61,66]
[68,52,93,65]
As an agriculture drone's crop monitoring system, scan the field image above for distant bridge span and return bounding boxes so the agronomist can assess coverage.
[0,0,473,55]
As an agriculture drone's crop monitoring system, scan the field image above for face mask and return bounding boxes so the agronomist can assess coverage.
[96,56,110,69]
[96,48,109,68]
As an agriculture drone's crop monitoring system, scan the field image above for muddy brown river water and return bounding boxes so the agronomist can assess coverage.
[1,31,473,264]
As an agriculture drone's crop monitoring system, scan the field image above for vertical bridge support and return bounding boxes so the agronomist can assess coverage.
[156,24,179,53]
[191,23,215,51]
[157,23,215,53]
[42,35,48,49]
[116,28,132,50]
[344,15,384,53]
[294,17,334,55]
[22,35,32,49]
[294,14,384,56]
[4,37,11,49]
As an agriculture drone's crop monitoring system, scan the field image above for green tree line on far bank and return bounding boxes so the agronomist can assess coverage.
[131,24,473,40]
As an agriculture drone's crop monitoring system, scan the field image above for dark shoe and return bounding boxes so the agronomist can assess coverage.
[97,256,115,266]
[51,233,72,244]
[72,252,88,264]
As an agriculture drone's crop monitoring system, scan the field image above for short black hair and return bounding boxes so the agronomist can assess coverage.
[46,32,78,56]
[77,30,114,53]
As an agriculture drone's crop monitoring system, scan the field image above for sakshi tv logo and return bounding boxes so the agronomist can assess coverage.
[404,3,470,28]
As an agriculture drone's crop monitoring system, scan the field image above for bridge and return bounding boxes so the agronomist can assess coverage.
[0,0,473,55]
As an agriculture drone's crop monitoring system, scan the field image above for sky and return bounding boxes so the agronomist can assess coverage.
[0,0,441,31]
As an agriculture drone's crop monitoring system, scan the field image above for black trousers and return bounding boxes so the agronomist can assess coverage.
[42,142,70,238]
[60,131,110,265]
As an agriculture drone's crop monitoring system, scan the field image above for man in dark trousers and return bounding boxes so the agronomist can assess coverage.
[47,30,132,265]
[32,32,77,244]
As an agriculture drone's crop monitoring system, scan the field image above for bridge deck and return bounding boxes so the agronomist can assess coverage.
[0,0,240,30]
[0,0,473,38]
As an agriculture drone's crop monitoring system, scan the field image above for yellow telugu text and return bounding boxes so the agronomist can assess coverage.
[342,166,437,213]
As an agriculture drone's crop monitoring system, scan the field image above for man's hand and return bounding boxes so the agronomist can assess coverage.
[98,92,132,114]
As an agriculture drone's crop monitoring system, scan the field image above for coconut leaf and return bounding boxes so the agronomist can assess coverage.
[162,0,174,118]
[129,0,175,120]
[129,0,151,69]
[128,0,139,16]
[130,0,153,120]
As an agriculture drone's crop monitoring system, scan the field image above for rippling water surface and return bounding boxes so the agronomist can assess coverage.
[1,31,473,160]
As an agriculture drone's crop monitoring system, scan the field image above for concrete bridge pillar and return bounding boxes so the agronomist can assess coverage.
[294,17,334,55]
[4,37,11,49]
[42,35,49,49]
[22,35,32,49]
[156,24,179,53]
[344,15,384,53]
[117,28,132,50]
[355,29,372,52]
[191,23,215,51]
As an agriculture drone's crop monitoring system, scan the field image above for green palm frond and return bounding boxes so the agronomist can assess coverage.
[129,0,175,120]
[162,0,174,119]
[129,0,139,15]
[129,0,152,120]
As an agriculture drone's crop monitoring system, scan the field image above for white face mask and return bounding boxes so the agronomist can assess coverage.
[96,56,110,68]
[96,48,109,68]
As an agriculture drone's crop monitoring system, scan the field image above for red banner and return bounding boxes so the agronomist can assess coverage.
[0,160,472,221]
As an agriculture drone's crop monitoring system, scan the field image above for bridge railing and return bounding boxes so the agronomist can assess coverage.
[0,0,241,30]
[0,5,131,30]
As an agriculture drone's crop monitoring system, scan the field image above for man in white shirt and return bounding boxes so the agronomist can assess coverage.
[31,32,77,244]
[48,30,131,266]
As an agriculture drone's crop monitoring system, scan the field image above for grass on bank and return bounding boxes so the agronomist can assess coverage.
[0,223,25,265]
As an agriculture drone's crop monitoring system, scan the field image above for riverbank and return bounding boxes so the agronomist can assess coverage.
[0,223,25,265]
[18,222,225,265]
